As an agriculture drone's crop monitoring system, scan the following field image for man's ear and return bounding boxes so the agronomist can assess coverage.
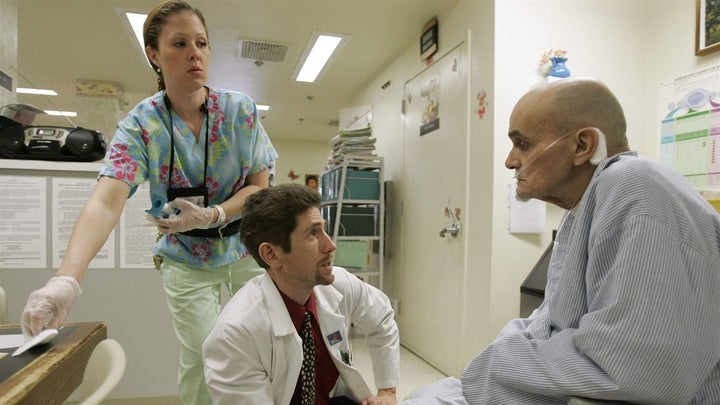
[258,242,281,268]
[574,128,602,166]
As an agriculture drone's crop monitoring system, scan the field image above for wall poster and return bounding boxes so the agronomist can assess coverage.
[52,178,115,269]
[418,74,440,136]
[0,171,168,270]
[659,64,720,189]
[120,183,156,268]
[0,175,46,268]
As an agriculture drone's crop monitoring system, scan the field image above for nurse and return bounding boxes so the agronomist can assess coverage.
[20,1,277,404]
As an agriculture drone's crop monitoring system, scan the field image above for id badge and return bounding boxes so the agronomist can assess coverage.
[167,186,209,208]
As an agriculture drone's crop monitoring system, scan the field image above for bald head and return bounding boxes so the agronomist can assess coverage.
[506,78,632,208]
[515,77,629,155]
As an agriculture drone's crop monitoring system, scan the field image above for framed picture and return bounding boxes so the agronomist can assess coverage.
[696,0,720,55]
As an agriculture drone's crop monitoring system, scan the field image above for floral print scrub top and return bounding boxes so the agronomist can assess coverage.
[99,87,278,267]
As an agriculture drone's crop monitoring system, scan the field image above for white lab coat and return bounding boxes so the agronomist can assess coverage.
[203,267,400,405]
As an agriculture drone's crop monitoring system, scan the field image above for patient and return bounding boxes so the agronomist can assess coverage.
[203,183,400,405]
[402,77,720,404]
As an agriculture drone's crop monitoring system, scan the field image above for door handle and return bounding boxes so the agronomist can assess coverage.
[439,223,461,238]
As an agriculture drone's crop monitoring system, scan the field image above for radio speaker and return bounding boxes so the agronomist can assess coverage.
[0,125,107,162]
[0,126,27,154]
[65,128,98,156]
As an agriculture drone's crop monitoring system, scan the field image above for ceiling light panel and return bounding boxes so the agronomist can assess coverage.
[116,8,150,67]
[45,110,77,117]
[294,32,348,83]
[17,88,57,96]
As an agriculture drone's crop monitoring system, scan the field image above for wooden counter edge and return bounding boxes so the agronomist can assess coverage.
[0,322,108,405]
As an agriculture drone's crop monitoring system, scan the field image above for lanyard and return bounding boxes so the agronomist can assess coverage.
[164,92,209,188]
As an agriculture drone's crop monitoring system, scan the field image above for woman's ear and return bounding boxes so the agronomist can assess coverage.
[146,46,159,68]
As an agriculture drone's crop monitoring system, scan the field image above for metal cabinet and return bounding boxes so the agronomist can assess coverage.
[321,156,384,290]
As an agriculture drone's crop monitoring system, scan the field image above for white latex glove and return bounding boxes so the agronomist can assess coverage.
[22,276,82,338]
[151,198,216,234]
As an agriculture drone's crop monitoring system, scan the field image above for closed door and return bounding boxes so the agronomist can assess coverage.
[400,43,468,375]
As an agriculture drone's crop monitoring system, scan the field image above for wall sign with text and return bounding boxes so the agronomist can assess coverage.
[421,17,438,61]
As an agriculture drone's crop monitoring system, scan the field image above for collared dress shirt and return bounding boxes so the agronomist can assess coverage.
[280,290,340,404]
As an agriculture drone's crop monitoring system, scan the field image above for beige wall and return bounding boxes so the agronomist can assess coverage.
[270,138,329,186]
[0,0,18,107]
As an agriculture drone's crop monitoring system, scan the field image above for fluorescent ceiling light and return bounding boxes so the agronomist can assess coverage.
[120,10,150,67]
[45,110,77,117]
[295,34,345,83]
[17,88,57,96]
[126,12,147,51]
[257,104,270,111]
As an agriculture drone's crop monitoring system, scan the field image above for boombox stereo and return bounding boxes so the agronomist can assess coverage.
[0,124,107,162]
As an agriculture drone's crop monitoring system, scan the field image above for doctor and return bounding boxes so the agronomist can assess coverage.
[203,183,400,405]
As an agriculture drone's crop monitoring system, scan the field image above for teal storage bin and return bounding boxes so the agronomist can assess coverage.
[335,240,370,268]
[342,169,380,200]
[321,170,336,201]
[321,168,380,201]
[324,206,376,236]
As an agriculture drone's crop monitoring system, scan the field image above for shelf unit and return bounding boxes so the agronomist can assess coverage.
[321,156,384,290]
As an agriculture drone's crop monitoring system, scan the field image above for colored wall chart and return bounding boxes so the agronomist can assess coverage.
[659,65,720,188]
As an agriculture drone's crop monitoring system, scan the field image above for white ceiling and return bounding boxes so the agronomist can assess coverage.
[15,0,460,143]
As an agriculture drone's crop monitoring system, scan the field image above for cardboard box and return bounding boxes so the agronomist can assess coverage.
[709,199,720,213]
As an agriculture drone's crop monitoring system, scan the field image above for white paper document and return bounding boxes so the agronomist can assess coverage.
[508,182,546,234]
[11,328,59,356]
[0,333,25,350]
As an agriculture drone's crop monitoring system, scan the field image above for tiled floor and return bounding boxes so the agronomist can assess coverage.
[102,337,447,404]
[350,336,447,400]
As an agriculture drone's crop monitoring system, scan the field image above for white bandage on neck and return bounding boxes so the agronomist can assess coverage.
[589,127,608,165]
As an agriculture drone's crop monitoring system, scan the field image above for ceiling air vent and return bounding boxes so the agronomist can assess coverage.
[239,40,289,63]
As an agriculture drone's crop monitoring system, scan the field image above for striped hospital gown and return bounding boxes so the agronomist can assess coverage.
[406,152,720,404]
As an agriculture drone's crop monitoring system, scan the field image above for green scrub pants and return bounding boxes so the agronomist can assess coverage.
[160,255,263,405]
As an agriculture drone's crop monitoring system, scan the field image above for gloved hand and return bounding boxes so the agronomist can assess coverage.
[22,276,82,337]
[150,198,216,234]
